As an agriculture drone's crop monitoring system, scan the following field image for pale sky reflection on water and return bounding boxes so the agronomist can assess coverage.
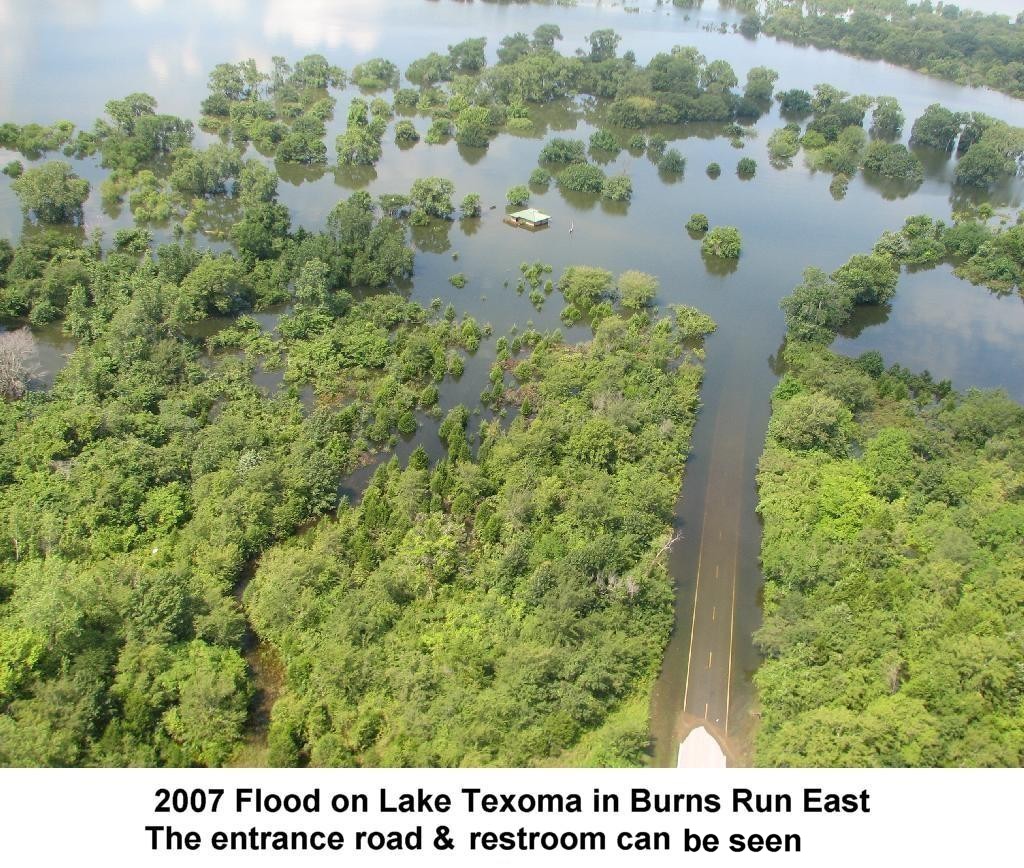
[3,0,1023,123]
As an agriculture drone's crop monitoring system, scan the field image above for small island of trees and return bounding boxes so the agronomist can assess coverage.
[701,226,742,259]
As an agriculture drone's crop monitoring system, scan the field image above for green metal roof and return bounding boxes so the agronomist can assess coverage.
[510,208,550,222]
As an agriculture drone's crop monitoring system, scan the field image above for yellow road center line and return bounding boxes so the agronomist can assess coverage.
[725,507,742,735]
[681,409,726,716]
[680,507,710,715]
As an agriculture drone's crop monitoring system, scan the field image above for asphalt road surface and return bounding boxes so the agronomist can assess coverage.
[679,383,749,739]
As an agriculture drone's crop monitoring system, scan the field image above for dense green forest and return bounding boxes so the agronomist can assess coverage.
[0,118,714,764]
[0,201,711,764]
[758,0,1024,99]
[0,201,482,764]
[2,13,1023,768]
[755,221,1024,766]
[247,306,713,767]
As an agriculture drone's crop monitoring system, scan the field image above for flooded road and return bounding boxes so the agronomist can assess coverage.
[650,321,766,765]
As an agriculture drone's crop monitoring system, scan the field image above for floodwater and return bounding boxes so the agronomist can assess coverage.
[0,317,76,389]
[1,0,1022,766]
[836,264,1024,400]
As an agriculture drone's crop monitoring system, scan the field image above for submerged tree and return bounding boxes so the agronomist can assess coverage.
[556,163,606,193]
[11,162,90,223]
[658,149,686,176]
[862,141,923,183]
[910,104,962,150]
[410,177,455,220]
[686,213,709,234]
[701,226,742,259]
[601,175,632,202]
[871,96,905,139]
[506,185,530,206]
[460,192,482,217]
[617,270,658,310]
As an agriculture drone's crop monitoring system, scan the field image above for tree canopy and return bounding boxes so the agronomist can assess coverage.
[760,1,1024,99]
[245,306,711,766]
[11,162,90,224]
[700,226,742,259]
[757,341,1024,766]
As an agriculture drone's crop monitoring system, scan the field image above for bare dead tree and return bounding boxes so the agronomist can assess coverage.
[0,327,40,399]
[650,531,682,566]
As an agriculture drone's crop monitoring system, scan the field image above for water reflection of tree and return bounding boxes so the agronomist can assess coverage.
[780,106,812,123]
[411,219,453,254]
[18,220,85,248]
[251,140,278,160]
[837,301,892,339]
[459,216,481,237]
[910,143,952,181]
[193,195,242,237]
[861,170,921,201]
[101,196,124,220]
[557,188,599,211]
[532,101,585,135]
[599,198,629,217]
[949,183,1018,212]
[701,254,739,277]
[276,162,329,187]
[768,337,788,378]
[503,124,545,141]
[589,148,618,166]
[643,120,736,144]
[456,143,487,166]
[333,164,377,190]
